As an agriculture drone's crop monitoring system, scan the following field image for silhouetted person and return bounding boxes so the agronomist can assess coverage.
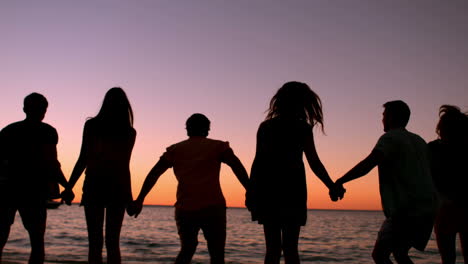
[335,100,435,264]
[247,82,344,264]
[61,87,136,264]
[428,105,468,264]
[127,113,249,264]
[0,93,69,264]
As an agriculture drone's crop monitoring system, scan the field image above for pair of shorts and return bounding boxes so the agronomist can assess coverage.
[175,205,226,247]
[0,206,47,232]
[376,214,434,252]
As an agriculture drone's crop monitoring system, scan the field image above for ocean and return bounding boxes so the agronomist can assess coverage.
[1,205,462,263]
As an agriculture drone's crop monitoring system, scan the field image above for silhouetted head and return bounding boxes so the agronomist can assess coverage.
[382,100,410,132]
[95,87,134,128]
[186,113,210,137]
[266,81,324,131]
[436,105,468,143]
[23,93,48,122]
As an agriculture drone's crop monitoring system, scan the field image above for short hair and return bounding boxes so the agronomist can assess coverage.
[186,113,210,137]
[23,93,48,113]
[383,100,410,127]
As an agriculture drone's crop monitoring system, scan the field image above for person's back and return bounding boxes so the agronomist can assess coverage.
[428,105,468,264]
[129,113,249,264]
[1,120,59,204]
[375,128,434,218]
[163,136,230,210]
[0,93,68,264]
[335,100,435,263]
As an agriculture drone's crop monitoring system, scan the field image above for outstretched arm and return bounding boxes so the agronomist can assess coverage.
[67,124,90,190]
[127,158,171,218]
[222,149,249,190]
[61,124,90,204]
[304,131,334,189]
[335,149,382,186]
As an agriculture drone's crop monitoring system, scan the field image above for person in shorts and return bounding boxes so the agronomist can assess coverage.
[335,100,435,264]
[0,93,69,264]
[128,113,249,264]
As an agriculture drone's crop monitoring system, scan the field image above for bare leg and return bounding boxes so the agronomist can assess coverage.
[436,231,457,264]
[282,225,300,264]
[85,206,105,264]
[372,237,393,264]
[19,207,47,264]
[175,210,199,264]
[202,208,226,264]
[459,231,468,264]
[393,245,413,264]
[0,207,16,263]
[105,206,125,264]
[263,224,281,264]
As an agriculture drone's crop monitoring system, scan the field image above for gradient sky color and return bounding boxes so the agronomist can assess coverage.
[1,1,467,210]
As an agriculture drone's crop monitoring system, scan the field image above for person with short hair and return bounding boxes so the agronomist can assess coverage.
[335,100,435,264]
[128,113,249,264]
[0,93,69,264]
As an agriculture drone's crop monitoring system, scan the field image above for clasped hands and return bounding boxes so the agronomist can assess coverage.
[60,188,75,205]
[329,182,346,202]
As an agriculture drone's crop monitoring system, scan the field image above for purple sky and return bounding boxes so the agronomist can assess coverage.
[1,1,467,209]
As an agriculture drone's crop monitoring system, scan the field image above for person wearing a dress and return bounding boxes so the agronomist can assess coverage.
[248,81,343,264]
[62,87,136,264]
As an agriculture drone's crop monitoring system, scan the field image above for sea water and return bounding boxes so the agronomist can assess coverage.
[1,205,462,263]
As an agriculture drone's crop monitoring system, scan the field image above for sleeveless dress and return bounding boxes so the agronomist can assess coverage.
[249,117,311,226]
[81,119,136,207]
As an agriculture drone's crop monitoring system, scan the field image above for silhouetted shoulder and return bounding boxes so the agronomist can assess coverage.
[1,121,58,144]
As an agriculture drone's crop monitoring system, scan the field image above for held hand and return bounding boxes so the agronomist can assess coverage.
[60,189,75,206]
[329,183,346,202]
[127,200,143,218]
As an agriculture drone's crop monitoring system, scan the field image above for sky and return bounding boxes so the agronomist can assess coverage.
[1,1,467,210]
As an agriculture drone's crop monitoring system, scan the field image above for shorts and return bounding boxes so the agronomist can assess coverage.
[175,205,226,248]
[376,214,434,252]
[0,206,47,232]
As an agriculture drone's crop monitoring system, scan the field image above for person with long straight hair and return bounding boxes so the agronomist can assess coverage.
[247,81,343,264]
[429,105,468,264]
[62,87,136,264]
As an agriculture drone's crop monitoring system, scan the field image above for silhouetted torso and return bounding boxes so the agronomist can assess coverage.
[429,139,468,208]
[161,137,230,211]
[81,119,136,206]
[0,120,58,205]
[250,117,310,225]
[374,128,434,218]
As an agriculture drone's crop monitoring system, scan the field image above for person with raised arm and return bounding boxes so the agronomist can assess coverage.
[335,100,435,264]
[128,113,249,264]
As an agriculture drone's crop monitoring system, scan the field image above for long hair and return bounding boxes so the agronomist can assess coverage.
[93,87,134,129]
[436,105,468,143]
[266,81,324,131]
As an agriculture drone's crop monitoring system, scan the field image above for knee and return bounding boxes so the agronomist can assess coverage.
[181,239,198,253]
[372,248,388,264]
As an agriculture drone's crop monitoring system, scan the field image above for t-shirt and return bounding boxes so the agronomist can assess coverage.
[161,137,232,211]
[373,128,434,218]
[0,120,61,204]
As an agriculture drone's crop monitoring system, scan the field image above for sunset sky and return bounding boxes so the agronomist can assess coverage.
[1,1,467,210]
